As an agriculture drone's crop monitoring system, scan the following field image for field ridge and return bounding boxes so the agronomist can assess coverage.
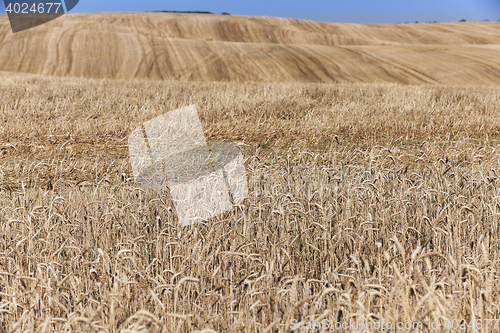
[0,13,499,84]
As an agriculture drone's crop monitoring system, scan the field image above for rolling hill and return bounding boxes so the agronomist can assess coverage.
[0,12,499,84]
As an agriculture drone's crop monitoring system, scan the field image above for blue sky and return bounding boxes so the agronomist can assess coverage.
[2,0,500,24]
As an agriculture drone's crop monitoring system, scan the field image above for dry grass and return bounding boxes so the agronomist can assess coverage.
[0,74,500,331]
[1,13,500,84]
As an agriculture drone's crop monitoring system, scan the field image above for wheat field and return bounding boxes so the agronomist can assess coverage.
[1,13,500,84]
[0,72,499,331]
[1,10,500,333]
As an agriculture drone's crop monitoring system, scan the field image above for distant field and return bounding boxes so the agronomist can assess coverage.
[0,73,500,331]
[0,13,500,84]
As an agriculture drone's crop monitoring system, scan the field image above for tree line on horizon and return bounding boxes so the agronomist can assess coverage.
[147,10,230,15]
[401,18,499,24]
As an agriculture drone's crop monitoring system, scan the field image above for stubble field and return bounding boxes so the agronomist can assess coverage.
[0,74,500,331]
[1,13,500,85]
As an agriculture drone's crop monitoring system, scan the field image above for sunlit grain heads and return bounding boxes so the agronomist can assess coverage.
[2,77,500,330]
[128,105,248,226]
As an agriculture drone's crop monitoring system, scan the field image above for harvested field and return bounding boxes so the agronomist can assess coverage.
[0,13,500,84]
[0,73,500,331]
